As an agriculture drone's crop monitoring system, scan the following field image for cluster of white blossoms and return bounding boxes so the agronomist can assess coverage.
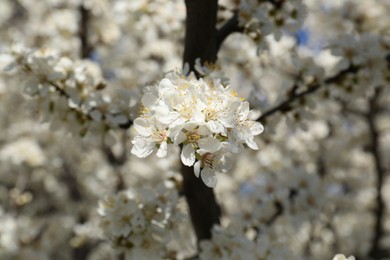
[4,46,135,135]
[328,33,390,99]
[239,0,307,51]
[98,181,181,258]
[131,71,264,187]
[199,226,292,259]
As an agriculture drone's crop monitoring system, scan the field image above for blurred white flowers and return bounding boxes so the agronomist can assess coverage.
[239,0,307,51]
[98,181,181,257]
[332,254,356,260]
[131,71,264,187]
[4,46,136,135]
[0,138,46,167]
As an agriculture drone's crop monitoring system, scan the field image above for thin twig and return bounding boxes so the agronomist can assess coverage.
[367,87,387,258]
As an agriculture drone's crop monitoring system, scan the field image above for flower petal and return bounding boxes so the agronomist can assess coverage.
[249,121,264,135]
[159,78,174,89]
[206,120,225,134]
[198,137,221,153]
[174,131,187,145]
[201,167,217,188]
[181,144,195,166]
[156,141,168,158]
[131,136,154,158]
[142,92,157,108]
[133,118,152,136]
[194,161,201,178]
[246,138,258,150]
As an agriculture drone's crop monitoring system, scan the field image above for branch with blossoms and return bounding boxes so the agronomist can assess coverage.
[217,0,307,53]
[181,0,221,243]
[3,0,309,248]
[8,0,379,256]
[176,0,306,244]
[334,86,387,258]
[131,73,264,186]
[258,65,359,123]
[5,47,135,135]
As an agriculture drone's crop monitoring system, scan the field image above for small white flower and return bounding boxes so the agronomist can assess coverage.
[332,254,356,260]
[194,144,233,188]
[131,118,170,158]
[230,101,264,150]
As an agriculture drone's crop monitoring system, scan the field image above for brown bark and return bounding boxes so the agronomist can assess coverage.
[79,5,93,59]
[183,0,219,72]
[181,0,221,243]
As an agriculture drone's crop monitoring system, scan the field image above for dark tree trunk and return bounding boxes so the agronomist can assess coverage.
[181,0,221,243]
[183,0,218,72]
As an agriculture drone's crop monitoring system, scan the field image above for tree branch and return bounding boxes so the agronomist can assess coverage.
[367,87,388,258]
[216,13,243,53]
[79,5,93,59]
[258,65,359,122]
[181,164,221,241]
[183,0,219,72]
[182,0,221,243]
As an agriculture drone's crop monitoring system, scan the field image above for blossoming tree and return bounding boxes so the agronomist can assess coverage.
[0,0,389,259]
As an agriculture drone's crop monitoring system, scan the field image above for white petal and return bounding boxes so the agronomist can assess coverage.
[198,137,221,153]
[156,141,168,158]
[183,123,197,131]
[141,92,157,108]
[194,161,201,178]
[159,78,174,89]
[234,126,252,141]
[156,107,179,125]
[201,167,217,188]
[169,117,186,128]
[133,118,152,136]
[155,119,169,131]
[246,138,258,150]
[197,125,212,136]
[250,121,264,135]
[181,144,195,166]
[192,109,205,123]
[206,120,225,134]
[221,141,239,154]
[218,155,233,173]
[174,131,187,145]
[219,115,235,128]
[131,137,154,158]
[240,101,250,119]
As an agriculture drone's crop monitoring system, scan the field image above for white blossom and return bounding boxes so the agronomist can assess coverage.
[332,254,356,260]
[131,71,264,187]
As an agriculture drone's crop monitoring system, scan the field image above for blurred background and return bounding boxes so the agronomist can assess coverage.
[0,0,389,259]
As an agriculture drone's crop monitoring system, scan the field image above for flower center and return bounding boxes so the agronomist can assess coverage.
[187,132,200,143]
[202,152,215,168]
[204,107,218,121]
[152,129,167,143]
[179,103,193,119]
